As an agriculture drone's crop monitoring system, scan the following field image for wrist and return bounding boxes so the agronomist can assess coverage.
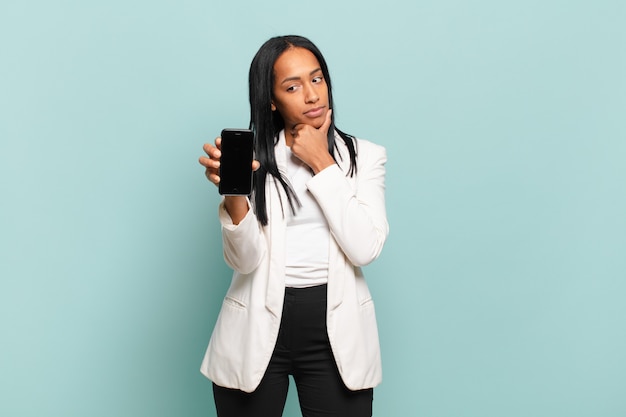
[223,196,249,225]
[311,155,335,174]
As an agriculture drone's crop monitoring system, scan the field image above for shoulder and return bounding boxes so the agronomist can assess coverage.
[354,137,386,160]
[353,138,387,174]
[334,131,386,162]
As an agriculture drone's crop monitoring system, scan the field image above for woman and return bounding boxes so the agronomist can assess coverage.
[198,35,388,417]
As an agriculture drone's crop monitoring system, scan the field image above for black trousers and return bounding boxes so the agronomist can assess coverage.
[213,284,373,417]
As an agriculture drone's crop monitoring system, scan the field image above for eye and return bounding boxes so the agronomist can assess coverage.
[286,84,300,92]
[312,76,324,84]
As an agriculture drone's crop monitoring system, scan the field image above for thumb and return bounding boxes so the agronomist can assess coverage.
[320,109,333,134]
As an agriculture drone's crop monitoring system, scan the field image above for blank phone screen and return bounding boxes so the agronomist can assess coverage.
[218,129,254,195]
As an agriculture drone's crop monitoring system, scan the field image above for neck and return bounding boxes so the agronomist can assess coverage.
[285,130,295,147]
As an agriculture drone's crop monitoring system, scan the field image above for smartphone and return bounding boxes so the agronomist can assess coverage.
[218,128,254,195]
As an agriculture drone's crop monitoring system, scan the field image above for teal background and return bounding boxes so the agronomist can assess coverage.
[1,0,624,416]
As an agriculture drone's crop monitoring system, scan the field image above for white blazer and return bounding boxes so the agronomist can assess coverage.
[200,131,388,393]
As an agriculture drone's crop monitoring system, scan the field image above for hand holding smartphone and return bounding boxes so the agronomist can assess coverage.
[218,129,254,196]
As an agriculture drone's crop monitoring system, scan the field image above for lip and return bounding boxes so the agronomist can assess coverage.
[304,106,325,118]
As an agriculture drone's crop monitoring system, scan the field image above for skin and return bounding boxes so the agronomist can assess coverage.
[199,47,335,224]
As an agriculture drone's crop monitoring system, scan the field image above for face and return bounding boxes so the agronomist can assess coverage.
[271,47,330,132]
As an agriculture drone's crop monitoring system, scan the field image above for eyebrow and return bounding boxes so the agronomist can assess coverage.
[280,68,322,85]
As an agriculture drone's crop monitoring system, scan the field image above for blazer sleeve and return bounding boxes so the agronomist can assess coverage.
[306,140,389,266]
[218,198,266,274]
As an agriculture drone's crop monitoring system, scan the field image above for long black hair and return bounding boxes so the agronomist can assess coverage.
[248,35,357,225]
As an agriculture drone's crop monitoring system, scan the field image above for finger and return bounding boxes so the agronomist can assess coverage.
[203,142,221,159]
[205,169,220,185]
[199,155,220,170]
[202,143,214,158]
[320,108,333,133]
[198,155,209,167]
[252,160,261,172]
[290,123,303,137]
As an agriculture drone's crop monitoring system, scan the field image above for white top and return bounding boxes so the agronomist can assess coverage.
[280,138,330,288]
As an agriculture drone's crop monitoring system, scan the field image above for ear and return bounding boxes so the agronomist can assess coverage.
[271,101,277,111]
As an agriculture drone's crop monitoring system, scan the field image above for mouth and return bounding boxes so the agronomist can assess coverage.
[304,106,325,118]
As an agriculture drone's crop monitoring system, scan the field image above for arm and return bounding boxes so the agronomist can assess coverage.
[218,197,266,274]
[199,138,265,273]
[307,141,388,266]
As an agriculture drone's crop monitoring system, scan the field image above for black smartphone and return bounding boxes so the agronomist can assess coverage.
[218,128,254,195]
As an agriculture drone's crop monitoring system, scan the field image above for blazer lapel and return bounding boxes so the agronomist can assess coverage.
[265,132,288,317]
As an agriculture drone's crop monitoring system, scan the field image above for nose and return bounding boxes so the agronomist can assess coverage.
[304,85,319,104]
